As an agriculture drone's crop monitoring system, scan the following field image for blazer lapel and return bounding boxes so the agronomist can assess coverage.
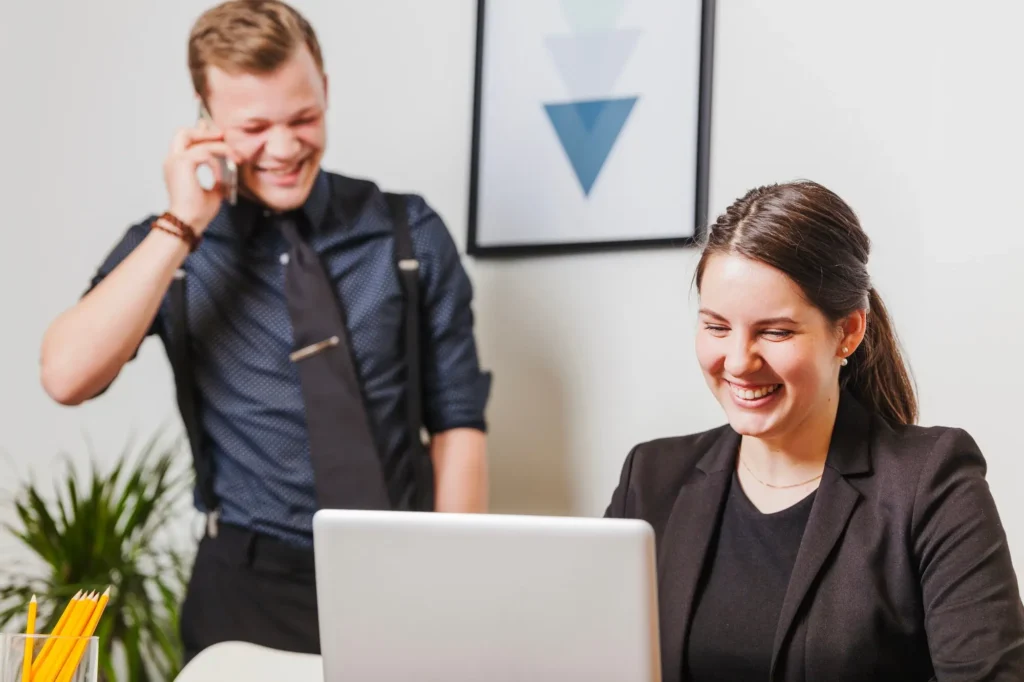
[769,392,873,678]
[658,427,739,682]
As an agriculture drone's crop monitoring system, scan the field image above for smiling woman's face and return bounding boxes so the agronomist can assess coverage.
[695,253,859,442]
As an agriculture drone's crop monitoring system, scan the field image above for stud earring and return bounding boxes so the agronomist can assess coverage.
[840,346,849,367]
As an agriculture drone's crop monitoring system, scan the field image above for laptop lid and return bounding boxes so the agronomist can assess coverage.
[313,509,660,682]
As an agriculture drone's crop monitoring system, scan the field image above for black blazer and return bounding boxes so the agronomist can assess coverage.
[605,391,1024,681]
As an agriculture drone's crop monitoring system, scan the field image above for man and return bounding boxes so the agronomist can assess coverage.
[39,0,491,661]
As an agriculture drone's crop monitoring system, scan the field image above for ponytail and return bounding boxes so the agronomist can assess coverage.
[842,288,918,425]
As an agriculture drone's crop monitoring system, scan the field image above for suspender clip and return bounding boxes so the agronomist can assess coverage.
[207,509,220,539]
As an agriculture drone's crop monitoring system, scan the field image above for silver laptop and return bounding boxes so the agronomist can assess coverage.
[312,509,660,682]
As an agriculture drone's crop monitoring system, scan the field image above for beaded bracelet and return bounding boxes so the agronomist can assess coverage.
[153,212,201,252]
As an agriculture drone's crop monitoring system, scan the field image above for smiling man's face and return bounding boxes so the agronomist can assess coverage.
[204,44,327,211]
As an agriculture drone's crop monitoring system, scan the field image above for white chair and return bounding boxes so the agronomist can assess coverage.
[174,641,324,682]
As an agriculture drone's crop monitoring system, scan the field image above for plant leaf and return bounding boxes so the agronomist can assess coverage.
[0,431,193,682]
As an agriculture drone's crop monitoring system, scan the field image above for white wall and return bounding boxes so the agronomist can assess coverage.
[2,0,1021,579]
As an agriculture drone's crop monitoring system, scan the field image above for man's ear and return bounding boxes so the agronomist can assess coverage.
[322,73,330,109]
[194,91,209,119]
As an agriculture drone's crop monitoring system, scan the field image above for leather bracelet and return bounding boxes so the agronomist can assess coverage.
[154,212,201,252]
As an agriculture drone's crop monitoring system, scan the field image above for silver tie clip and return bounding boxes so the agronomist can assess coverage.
[289,335,340,362]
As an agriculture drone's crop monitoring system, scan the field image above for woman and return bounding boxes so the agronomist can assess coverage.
[605,181,1024,681]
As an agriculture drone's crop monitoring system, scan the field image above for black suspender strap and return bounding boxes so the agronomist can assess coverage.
[168,269,220,535]
[384,192,434,512]
[166,190,432,523]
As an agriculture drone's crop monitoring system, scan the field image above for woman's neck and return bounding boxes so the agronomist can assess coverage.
[739,390,841,483]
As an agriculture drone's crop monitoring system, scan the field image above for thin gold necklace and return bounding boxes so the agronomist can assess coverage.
[740,457,823,489]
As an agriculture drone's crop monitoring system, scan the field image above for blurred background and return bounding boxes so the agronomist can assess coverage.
[1,0,1021,594]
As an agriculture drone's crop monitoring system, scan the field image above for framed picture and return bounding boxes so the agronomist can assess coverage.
[467,0,716,257]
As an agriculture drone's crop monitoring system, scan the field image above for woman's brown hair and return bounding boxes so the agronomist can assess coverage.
[695,181,917,425]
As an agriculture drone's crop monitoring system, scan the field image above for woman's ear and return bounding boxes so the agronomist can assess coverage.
[839,309,868,357]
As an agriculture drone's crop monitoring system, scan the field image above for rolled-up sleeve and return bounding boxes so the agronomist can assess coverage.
[407,196,491,434]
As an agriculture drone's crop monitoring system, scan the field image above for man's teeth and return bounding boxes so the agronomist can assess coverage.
[732,384,780,400]
[262,163,301,175]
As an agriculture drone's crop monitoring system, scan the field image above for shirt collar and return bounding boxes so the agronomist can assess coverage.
[300,169,331,229]
[210,168,331,239]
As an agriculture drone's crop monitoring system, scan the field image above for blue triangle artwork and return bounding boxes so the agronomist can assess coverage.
[543,0,642,197]
[544,98,638,196]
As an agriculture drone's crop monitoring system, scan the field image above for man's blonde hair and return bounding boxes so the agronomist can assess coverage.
[188,0,324,100]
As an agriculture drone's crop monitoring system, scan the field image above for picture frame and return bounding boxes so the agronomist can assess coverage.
[467,0,716,257]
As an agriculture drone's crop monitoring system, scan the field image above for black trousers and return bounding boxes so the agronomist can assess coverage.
[179,523,320,664]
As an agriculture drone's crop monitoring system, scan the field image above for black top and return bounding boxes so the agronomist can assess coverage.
[685,471,816,682]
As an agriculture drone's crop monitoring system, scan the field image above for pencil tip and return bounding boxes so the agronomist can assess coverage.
[30,595,37,602]
[102,587,111,597]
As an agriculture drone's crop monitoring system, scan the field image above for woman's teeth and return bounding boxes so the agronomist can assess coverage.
[732,384,780,400]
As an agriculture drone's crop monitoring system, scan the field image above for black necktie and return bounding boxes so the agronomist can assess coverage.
[275,212,392,511]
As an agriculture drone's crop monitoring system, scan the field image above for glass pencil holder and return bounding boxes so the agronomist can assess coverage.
[0,633,98,682]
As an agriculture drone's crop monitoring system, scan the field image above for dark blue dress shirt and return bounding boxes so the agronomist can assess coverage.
[89,170,491,547]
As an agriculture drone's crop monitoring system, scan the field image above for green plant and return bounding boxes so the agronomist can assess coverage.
[0,431,194,682]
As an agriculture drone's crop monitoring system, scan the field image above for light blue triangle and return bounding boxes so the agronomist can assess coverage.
[560,0,627,33]
[544,96,639,196]
[544,29,643,101]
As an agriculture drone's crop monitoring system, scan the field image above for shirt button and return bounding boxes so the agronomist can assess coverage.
[280,253,290,265]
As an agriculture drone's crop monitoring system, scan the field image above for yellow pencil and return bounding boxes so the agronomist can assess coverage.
[53,587,110,682]
[31,591,82,677]
[33,593,91,682]
[21,595,36,682]
[34,593,97,682]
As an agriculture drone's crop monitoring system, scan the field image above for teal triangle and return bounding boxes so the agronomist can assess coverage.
[560,0,627,33]
[544,96,638,196]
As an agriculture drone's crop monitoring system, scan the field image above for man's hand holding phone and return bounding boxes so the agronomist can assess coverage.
[163,122,240,234]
